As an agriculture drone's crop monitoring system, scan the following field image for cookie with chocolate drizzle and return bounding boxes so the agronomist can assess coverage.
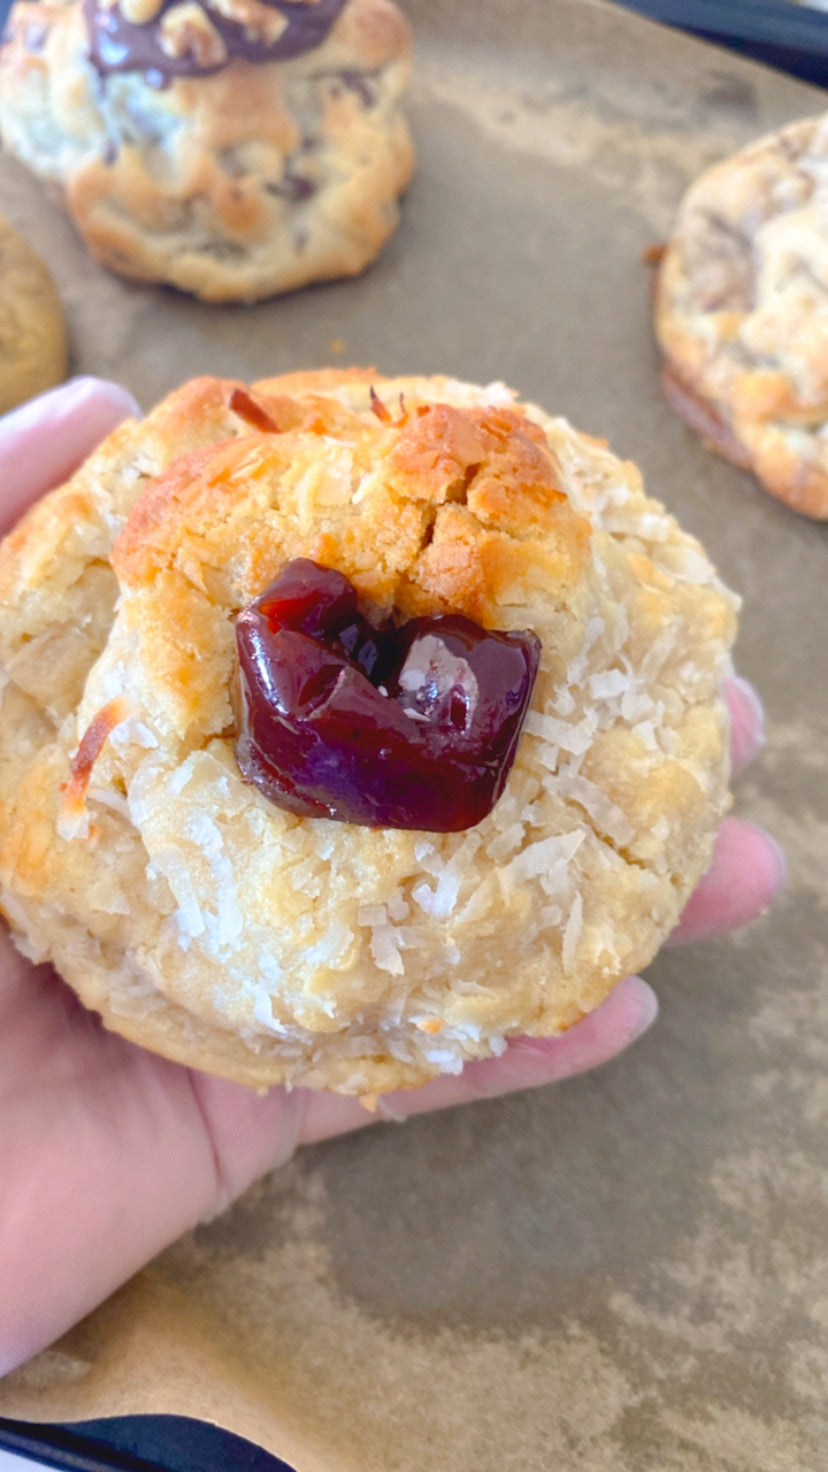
[0,0,413,300]
[655,111,828,520]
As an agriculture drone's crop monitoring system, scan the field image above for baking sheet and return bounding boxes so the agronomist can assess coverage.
[1,1,827,1467]
[614,0,828,86]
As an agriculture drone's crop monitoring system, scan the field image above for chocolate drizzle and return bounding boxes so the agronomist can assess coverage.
[83,0,348,85]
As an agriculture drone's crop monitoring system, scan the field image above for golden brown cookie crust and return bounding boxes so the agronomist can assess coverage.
[0,0,413,302]
[0,371,738,1093]
[0,212,67,413]
[655,112,828,520]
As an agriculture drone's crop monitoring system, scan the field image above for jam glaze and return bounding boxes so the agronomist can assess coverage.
[235,559,541,832]
[83,0,348,86]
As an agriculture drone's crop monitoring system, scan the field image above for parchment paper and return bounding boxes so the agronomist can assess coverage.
[1,2,827,1468]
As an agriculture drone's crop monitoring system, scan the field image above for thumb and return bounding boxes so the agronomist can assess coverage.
[0,376,141,532]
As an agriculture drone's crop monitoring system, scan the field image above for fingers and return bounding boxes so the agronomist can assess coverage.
[725,675,766,774]
[668,677,781,944]
[0,377,141,534]
[295,975,658,1146]
[669,816,786,946]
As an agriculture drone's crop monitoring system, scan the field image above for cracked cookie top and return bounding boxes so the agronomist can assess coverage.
[0,370,737,1093]
[655,111,828,519]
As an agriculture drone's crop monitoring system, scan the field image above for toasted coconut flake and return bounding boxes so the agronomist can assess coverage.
[369,385,393,423]
[415,1017,445,1034]
[58,696,130,839]
[229,387,279,433]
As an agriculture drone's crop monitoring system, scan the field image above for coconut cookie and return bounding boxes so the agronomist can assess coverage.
[0,0,413,302]
[0,370,738,1094]
[655,112,828,520]
[0,212,66,412]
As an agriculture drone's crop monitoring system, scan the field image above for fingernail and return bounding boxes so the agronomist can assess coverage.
[58,376,142,421]
[730,675,766,760]
[0,377,141,435]
[751,823,788,891]
[624,975,659,1041]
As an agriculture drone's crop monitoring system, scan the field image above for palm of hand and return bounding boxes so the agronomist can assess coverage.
[0,912,657,1372]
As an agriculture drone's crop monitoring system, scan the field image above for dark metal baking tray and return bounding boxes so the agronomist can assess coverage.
[614,0,828,86]
[0,1416,296,1472]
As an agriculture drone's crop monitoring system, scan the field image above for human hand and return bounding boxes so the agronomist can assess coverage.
[0,380,785,1376]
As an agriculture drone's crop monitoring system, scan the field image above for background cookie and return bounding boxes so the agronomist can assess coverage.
[0,0,414,302]
[655,111,828,520]
[0,370,737,1094]
[0,211,67,412]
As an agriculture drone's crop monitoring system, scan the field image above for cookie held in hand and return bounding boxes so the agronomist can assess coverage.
[0,212,66,412]
[0,0,413,302]
[0,369,738,1093]
[655,111,828,520]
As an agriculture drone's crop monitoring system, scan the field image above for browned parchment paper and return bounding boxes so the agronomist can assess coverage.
[1,2,827,1467]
